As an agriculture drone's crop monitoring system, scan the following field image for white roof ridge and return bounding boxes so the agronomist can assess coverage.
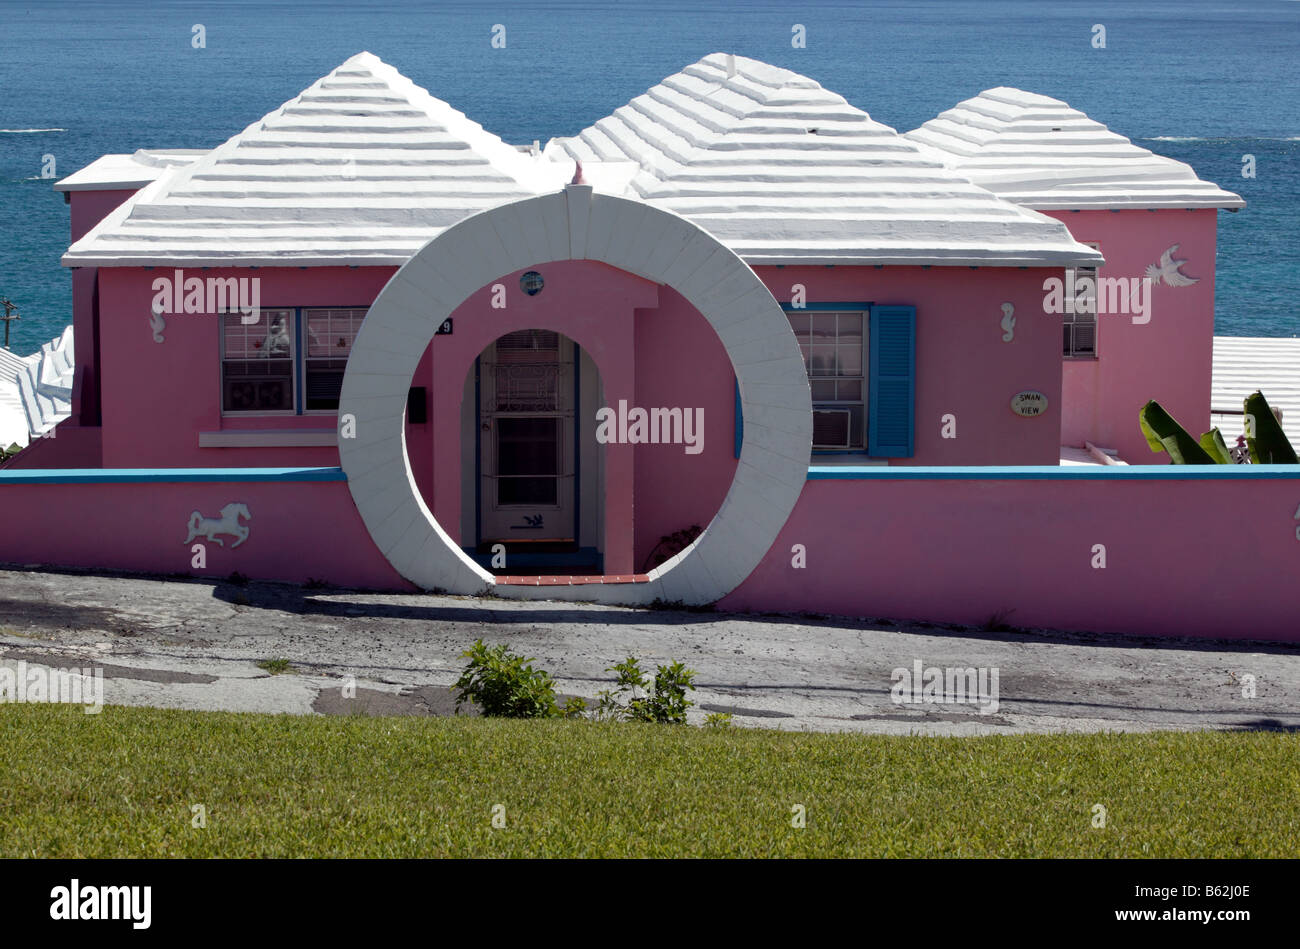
[545,55,1101,266]
[906,87,1245,210]
[64,52,566,266]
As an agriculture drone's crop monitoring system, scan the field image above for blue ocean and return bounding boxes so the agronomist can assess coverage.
[1,0,1297,351]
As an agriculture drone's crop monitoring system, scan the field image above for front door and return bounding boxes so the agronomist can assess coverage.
[479,329,576,545]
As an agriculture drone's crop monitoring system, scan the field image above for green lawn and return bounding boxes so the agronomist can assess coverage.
[2,703,1297,857]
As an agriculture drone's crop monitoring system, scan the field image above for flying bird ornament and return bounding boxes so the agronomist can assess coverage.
[1145,244,1199,287]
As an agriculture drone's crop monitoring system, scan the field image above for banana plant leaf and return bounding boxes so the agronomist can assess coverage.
[1244,391,1298,464]
[1139,400,1216,464]
[1198,427,1233,464]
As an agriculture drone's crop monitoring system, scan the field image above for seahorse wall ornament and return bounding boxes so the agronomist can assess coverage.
[149,303,166,343]
[1000,303,1016,342]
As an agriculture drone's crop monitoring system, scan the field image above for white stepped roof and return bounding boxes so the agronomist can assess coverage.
[53,149,206,193]
[0,325,74,448]
[0,347,29,447]
[905,87,1244,211]
[545,54,1101,267]
[1211,336,1300,449]
[66,53,1099,269]
[64,53,566,267]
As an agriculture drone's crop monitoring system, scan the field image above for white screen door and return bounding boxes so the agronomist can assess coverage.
[479,330,575,543]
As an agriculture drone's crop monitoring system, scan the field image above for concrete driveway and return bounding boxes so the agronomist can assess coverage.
[1,565,1297,735]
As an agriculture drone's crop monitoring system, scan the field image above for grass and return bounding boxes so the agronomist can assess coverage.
[255,658,293,675]
[2,703,1297,857]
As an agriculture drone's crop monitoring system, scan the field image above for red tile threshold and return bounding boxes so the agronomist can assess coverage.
[495,574,650,586]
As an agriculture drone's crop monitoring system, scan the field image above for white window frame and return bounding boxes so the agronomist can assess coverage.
[1064,242,1100,360]
[302,307,367,415]
[220,308,297,417]
[786,309,869,451]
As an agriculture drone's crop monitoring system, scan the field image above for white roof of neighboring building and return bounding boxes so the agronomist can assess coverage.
[546,55,1101,267]
[0,325,74,447]
[905,87,1245,211]
[1211,336,1300,448]
[65,52,1100,269]
[64,53,567,267]
[53,149,206,192]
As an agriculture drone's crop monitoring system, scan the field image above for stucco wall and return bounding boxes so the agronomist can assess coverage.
[1048,208,1219,463]
[95,266,396,468]
[755,265,1065,465]
[721,467,1300,640]
[0,471,406,590]
[633,284,738,570]
[4,465,1297,642]
[69,189,139,244]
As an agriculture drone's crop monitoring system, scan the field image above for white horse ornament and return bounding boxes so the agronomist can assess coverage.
[184,503,251,548]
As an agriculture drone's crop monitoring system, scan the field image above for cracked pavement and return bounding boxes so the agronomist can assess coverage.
[1,565,1298,735]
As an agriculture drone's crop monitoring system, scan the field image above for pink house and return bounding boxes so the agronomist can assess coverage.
[906,87,1244,464]
[4,53,1295,641]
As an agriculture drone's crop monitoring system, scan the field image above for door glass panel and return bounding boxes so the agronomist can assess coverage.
[496,416,559,506]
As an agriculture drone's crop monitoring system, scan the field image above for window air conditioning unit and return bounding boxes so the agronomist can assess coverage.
[812,408,852,449]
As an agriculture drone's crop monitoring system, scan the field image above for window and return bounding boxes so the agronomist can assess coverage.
[1064,242,1099,359]
[222,307,368,415]
[222,309,295,413]
[787,311,866,449]
[304,308,365,411]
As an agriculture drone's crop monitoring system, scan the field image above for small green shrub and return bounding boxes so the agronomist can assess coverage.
[704,712,734,730]
[257,658,292,675]
[560,696,589,719]
[597,656,697,724]
[452,639,559,719]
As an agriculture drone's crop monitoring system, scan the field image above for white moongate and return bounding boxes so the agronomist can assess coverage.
[337,185,812,606]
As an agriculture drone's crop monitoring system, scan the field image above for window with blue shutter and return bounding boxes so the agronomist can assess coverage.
[868,305,916,457]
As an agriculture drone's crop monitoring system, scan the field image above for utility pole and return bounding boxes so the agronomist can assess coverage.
[0,298,18,350]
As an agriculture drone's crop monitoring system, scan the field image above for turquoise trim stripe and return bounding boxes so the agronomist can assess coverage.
[0,467,347,484]
[808,464,1300,481]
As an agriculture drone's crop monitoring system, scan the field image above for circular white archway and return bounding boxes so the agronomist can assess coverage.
[338,185,811,606]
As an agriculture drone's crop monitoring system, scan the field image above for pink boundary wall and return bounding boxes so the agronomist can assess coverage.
[0,475,408,591]
[721,469,1300,641]
[2,466,1297,641]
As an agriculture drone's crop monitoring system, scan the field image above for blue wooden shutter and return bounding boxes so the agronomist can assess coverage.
[868,305,916,457]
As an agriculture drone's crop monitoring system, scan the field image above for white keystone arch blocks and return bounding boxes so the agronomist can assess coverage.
[337,185,812,605]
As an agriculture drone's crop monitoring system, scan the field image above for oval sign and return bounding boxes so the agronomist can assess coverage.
[1010,390,1049,417]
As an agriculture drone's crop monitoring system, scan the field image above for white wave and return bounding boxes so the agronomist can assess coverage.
[1146,135,1300,142]
[0,128,66,133]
